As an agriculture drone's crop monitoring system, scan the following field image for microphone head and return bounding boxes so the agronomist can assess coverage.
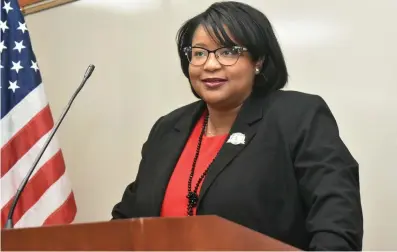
[84,64,95,79]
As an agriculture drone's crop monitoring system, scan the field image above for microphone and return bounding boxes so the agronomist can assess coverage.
[4,64,96,229]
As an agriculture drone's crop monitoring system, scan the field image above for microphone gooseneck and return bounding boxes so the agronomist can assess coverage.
[5,64,96,229]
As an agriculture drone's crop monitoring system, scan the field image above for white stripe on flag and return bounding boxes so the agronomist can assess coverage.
[14,173,72,228]
[0,84,48,148]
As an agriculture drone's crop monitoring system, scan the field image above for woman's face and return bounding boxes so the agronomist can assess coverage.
[188,25,260,109]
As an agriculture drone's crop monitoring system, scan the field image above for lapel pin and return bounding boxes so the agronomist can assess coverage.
[227,132,246,145]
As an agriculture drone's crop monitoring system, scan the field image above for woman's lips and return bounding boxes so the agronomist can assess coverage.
[201,78,228,88]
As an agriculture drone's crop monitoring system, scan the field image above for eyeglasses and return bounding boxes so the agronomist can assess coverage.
[183,46,248,66]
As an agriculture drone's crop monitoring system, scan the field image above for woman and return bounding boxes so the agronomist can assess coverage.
[111,1,363,250]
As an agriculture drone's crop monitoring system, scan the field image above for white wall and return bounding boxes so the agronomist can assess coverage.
[25,0,397,250]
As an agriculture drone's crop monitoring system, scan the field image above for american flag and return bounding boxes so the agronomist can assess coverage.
[1,0,77,228]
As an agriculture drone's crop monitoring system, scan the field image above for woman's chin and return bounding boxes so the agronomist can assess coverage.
[200,91,229,105]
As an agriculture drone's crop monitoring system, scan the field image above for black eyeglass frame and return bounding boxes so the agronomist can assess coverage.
[183,45,249,66]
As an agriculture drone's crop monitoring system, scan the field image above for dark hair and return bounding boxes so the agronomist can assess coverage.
[176,1,288,98]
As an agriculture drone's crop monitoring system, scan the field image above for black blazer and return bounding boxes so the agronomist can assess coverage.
[111,90,363,251]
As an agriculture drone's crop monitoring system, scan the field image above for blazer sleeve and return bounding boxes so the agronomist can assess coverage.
[111,116,164,219]
[292,96,363,251]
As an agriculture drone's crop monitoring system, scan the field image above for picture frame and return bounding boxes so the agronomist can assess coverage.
[19,0,79,15]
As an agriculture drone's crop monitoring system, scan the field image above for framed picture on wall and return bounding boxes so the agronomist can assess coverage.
[19,0,78,15]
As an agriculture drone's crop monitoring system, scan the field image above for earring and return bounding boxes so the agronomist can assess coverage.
[255,68,260,74]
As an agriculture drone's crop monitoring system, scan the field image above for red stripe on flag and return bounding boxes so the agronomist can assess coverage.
[43,192,77,225]
[1,105,54,177]
[1,150,65,227]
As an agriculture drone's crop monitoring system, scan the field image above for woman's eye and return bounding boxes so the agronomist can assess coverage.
[194,51,205,57]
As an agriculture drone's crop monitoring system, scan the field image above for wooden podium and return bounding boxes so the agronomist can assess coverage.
[1,215,298,251]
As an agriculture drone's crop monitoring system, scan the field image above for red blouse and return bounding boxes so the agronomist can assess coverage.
[160,114,227,216]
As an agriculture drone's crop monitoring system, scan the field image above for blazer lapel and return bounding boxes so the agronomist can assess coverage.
[150,100,206,215]
[198,94,265,207]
